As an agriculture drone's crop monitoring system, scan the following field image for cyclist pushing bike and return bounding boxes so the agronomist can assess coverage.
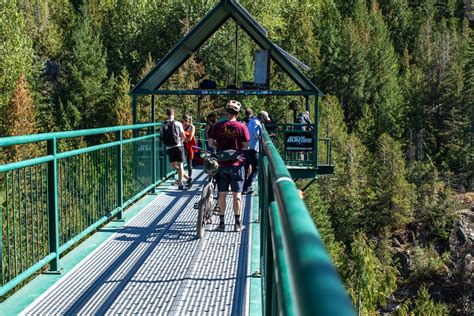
[208,100,250,232]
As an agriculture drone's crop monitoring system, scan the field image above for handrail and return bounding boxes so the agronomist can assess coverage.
[0,123,173,297]
[0,122,159,147]
[259,128,354,315]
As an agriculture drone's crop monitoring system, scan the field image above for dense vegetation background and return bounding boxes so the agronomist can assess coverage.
[1,0,472,314]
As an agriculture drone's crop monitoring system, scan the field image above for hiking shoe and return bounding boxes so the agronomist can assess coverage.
[234,223,245,232]
[178,184,184,190]
[217,222,225,231]
[187,177,193,187]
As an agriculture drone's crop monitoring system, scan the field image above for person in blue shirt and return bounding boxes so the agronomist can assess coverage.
[295,111,313,131]
[242,110,270,194]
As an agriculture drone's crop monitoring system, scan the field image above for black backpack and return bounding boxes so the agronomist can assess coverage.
[161,120,180,146]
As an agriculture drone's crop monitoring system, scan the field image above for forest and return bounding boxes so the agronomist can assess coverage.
[1,0,473,314]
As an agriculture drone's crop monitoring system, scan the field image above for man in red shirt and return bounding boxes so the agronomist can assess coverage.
[209,100,250,231]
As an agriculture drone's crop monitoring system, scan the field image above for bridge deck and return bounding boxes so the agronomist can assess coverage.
[21,170,257,315]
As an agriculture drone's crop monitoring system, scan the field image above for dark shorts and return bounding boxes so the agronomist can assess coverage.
[217,165,244,193]
[166,146,184,163]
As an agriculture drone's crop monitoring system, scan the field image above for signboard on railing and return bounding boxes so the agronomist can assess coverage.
[284,132,314,152]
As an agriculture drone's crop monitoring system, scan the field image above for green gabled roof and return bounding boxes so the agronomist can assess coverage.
[131,0,322,95]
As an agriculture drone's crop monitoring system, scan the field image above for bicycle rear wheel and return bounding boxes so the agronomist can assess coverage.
[196,184,212,238]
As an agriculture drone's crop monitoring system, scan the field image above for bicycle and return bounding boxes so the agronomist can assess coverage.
[193,147,219,238]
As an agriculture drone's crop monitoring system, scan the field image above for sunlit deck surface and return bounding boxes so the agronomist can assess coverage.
[20,170,258,315]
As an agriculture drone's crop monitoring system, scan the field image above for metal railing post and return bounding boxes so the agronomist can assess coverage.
[314,96,319,170]
[151,96,157,192]
[329,140,333,165]
[264,207,274,315]
[0,199,3,285]
[47,138,60,272]
[116,131,123,220]
[151,127,157,194]
[258,136,264,221]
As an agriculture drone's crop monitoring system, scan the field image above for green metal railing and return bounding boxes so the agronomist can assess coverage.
[0,123,174,296]
[258,127,354,315]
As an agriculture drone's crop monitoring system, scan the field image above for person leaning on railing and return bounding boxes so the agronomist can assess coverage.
[295,111,313,131]
[208,100,250,232]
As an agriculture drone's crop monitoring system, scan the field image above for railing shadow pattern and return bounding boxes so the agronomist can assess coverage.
[0,123,173,297]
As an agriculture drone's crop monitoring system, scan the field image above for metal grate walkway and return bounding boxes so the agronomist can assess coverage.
[22,170,254,315]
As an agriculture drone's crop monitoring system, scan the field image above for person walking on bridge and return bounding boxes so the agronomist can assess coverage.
[182,114,197,187]
[242,111,270,195]
[161,108,186,190]
[209,100,250,232]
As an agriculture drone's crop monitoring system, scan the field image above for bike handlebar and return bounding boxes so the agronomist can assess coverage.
[192,146,217,157]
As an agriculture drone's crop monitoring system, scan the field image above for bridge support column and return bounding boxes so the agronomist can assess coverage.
[47,138,60,273]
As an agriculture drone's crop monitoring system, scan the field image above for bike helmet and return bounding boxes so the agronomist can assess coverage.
[203,157,219,176]
[225,100,242,114]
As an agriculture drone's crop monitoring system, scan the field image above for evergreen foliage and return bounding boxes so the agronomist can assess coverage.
[346,231,398,314]
[411,286,450,315]
[1,0,472,313]
[55,7,114,131]
[2,75,38,162]
[304,184,346,271]
[0,1,34,113]
[366,134,414,232]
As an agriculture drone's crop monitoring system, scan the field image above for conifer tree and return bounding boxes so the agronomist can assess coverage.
[3,75,37,162]
[134,55,156,123]
[280,0,320,74]
[460,20,474,189]
[57,7,114,131]
[112,68,133,127]
[304,183,346,271]
[360,3,404,146]
[346,231,397,314]
[316,0,342,88]
[17,0,77,59]
[110,68,133,138]
[161,18,205,118]
[407,160,456,239]
[412,286,449,314]
[102,0,148,79]
[366,134,414,232]
[408,17,472,187]
[377,0,413,54]
[319,96,369,242]
[326,21,370,131]
[0,1,34,115]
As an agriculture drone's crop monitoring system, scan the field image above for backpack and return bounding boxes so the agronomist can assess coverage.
[161,120,180,146]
